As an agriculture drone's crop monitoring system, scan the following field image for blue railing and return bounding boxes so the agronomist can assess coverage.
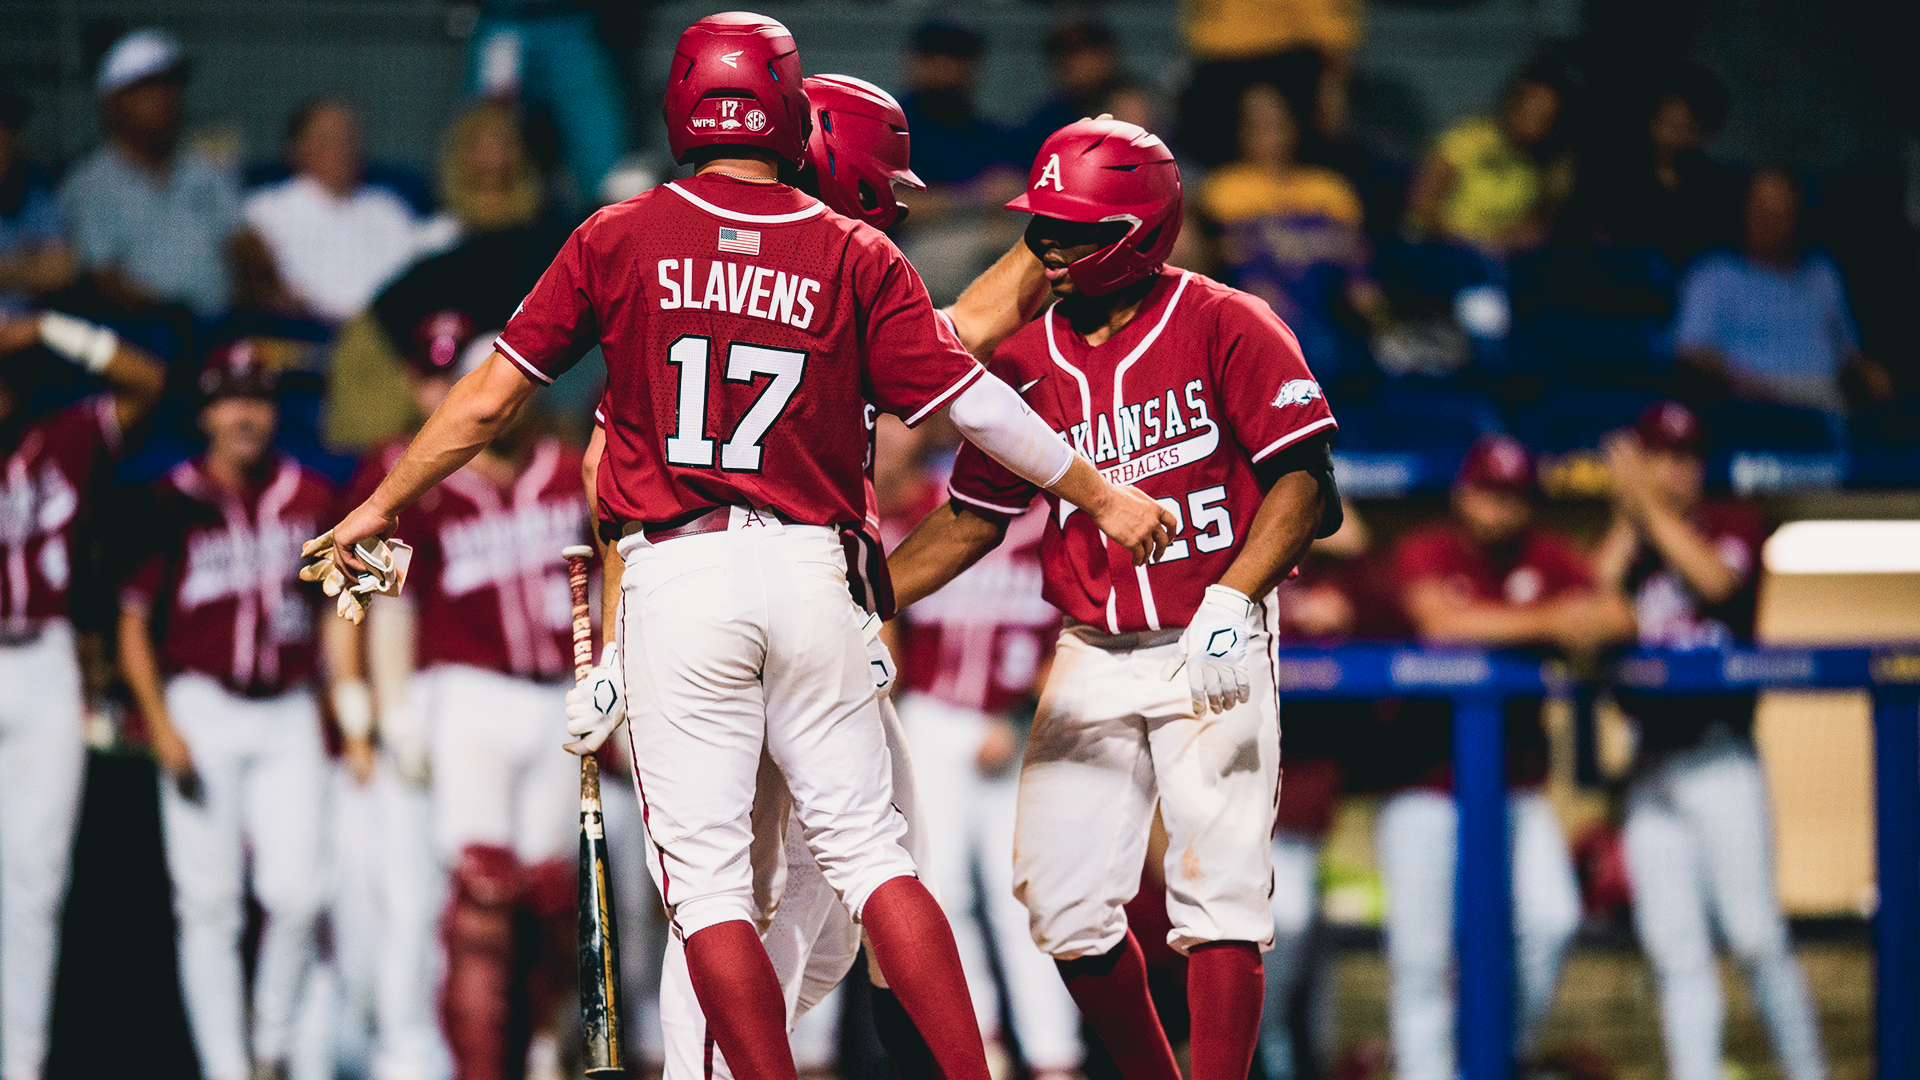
[1273,643,1920,1080]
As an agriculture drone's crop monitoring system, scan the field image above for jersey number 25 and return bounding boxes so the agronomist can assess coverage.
[664,335,808,473]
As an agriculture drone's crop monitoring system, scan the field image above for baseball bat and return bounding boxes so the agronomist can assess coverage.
[565,544,626,1076]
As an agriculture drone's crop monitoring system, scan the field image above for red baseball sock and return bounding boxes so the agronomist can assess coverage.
[861,876,991,1080]
[1054,930,1181,1080]
[1186,940,1263,1080]
[683,921,798,1080]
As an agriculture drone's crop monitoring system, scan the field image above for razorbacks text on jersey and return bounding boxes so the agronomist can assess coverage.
[350,438,589,680]
[949,268,1336,634]
[497,173,984,531]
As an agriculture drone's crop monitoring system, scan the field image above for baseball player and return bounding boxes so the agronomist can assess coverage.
[341,312,589,1080]
[1594,402,1824,1080]
[311,14,1171,1080]
[116,340,340,1080]
[0,310,163,1080]
[1380,435,1634,1080]
[884,118,1344,1080]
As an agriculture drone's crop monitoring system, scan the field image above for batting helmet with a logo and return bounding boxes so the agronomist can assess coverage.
[802,74,923,232]
[1006,118,1182,296]
[662,12,810,166]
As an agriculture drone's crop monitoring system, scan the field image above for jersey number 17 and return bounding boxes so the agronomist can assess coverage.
[663,334,808,473]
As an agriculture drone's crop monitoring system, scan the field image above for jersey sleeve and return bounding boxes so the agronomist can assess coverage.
[493,222,602,385]
[1391,531,1455,590]
[855,234,985,427]
[1535,532,1596,595]
[947,439,1042,522]
[1212,292,1338,463]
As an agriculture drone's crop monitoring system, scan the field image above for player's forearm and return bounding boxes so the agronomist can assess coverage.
[599,541,624,651]
[887,503,1008,611]
[1591,517,1639,594]
[364,595,416,713]
[116,609,172,728]
[1405,585,1560,647]
[1216,471,1323,602]
[1638,504,1740,603]
[945,241,1049,361]
[360,353,537,522]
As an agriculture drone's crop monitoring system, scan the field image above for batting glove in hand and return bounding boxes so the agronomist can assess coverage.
[565,642,626,755]
[300,531,414,625]
[1161,583,1255,716]
[857,610,897,695]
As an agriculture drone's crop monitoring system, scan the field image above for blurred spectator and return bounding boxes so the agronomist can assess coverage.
[58,29,245,318]
[466,0,629,207]
[1378,435,1633,1080]
[896,21,1023,212]
[243,99,425,325]
[0,85,75,314]
[1406,61,1573,256]
[1021,19,1158,153]
[1557,65,1740,270]
[1178,0,1359,164]
[1196,83,1386,383]
[419,102,545,252]
[1674,168,1891,413]
[1592,402,1827,1080]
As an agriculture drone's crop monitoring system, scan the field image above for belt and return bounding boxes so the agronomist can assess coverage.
[623,505,796,544]
[0,622,45,648]
[1064,622,1184,652]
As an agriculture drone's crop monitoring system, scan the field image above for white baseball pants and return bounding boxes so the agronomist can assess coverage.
[1374,788,1581,1080]
[614,523,915,939]
[900,692,1082,1070]
[161,674,329,1080]
[1260,832,1324,1080]
[1014,624,1281,959]
[420,664,574,864]
[0,621,85,1080]
[370,755,448,1080]
[1624,742,1826,1080]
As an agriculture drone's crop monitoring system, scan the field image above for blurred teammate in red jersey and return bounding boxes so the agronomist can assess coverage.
[314,14,1170,1079]
[1378,435,1634,1080]
[0,310,163,1080]
[887,117,1344,1080]
[117,341,340,1080]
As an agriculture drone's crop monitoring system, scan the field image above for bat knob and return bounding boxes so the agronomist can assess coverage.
[562,545,595,560]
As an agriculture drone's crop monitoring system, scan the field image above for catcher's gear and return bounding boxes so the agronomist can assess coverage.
[565,642,627,755]
[858,610,896,695]
[1007,118,1182,296]
[1161,584,1255,716]
[299,531,413,625]
[662,11,810,166]
[802,74,923,232]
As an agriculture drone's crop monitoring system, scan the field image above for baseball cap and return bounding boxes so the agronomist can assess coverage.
[1455,434,1538,497]
[96,28,188,99]
[1633,400,1704,456]
[197,338,280,402]
[407,309,480,376]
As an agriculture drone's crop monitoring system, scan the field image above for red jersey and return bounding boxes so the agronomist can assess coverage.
[352,438,589,681]
[0,396,118,627]
[887,465,1059,716]
[497,173,983,531]
[1386,521,1594,792]
[948,268,1336,634]
[121,455,335,696]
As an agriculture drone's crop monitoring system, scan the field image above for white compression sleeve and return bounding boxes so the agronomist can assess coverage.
[945,371,1077,490]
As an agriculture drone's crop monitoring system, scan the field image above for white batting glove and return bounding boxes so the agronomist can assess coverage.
[1161,584,1255,716]
[857,610,896,696]
[565,642,626,756]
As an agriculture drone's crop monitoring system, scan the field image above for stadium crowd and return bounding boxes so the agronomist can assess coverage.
[0,7,1903,1080]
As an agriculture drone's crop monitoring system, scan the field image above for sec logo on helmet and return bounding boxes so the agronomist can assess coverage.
[1272,379,1322,408]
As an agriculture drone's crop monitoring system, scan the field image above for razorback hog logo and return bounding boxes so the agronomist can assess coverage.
[1035,153,1064,191]
[1272,379,1322,408]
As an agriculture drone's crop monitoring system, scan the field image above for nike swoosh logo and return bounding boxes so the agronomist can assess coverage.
[1019,377,1043,393]
[720,50,743,68]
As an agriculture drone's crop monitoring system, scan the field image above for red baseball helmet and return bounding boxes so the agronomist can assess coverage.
[662,12,810,166]
[1006,118,1182,296]
[802,74,923,231]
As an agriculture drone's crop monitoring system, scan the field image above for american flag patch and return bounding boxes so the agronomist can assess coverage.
[717,227,761,255]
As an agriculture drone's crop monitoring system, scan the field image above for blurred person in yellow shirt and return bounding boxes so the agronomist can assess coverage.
[1407,61,1574,255]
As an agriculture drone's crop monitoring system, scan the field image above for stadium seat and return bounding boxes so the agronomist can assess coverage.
[1508,245,1674,388]
[1509,385,1664,454]
[1701,400,1843,453]
[1336,380,1505,459]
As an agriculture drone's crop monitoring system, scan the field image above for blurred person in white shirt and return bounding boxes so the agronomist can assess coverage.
[244,100,424,324]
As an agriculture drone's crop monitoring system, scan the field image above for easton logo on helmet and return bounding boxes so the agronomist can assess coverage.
[1035,153,1064,191]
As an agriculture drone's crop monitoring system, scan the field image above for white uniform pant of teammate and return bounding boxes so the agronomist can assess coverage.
[900,692,1082,1071]
[1374,788,1581,1080]
[656,693,931,1080]
[614,523,915,939]
[0,621,86,1080]
[161,674,329,1080]
[1624,742,1826,1080]
[421,664,575,864]
[1016,623,1280,960]
[371,754,447,1080]
[1260,832,1326,1080]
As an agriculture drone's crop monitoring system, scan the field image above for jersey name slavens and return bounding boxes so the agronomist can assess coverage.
[655,257,820,331]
